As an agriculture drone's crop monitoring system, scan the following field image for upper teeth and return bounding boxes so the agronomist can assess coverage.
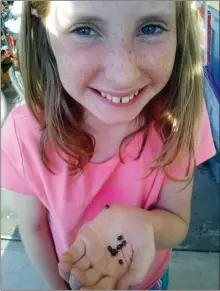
[100,90,139,104]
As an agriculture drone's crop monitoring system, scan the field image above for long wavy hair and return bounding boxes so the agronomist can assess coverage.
[19,1,203,181]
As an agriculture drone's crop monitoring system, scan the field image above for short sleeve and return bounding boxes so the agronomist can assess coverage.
[1,112,35,195]
[163,100,216,184]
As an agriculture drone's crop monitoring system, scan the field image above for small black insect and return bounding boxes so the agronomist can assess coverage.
[117,235,123,241]
[107,246,112,252]
[111,249,118,256]
[116,244,123,250]
[119,259,123,265]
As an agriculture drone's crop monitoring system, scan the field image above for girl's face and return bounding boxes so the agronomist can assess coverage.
[47,1,176,125]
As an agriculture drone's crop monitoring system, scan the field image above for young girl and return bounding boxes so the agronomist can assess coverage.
[1,1,216,290]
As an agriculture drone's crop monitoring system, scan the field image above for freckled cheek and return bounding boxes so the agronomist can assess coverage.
[55,42,103,91]
[138,44,176,82]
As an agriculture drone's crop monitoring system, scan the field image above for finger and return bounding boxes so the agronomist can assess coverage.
[70,266,101,288]
[79,225,105,263]
[58,238,86,283]
[58,252,74,282]
[84,267,102,286]
[93,276,117,290]
[69,276,82,290]
[116,247,155,290]
[81,276,117,290]
[69,267,84,290]
[68,238,86,262]
[75,256,92,270]
[121,243,133,265]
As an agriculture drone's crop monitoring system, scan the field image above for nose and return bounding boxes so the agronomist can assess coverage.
[103,45,140,92]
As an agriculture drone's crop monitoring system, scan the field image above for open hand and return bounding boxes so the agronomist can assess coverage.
[58,204,155,290]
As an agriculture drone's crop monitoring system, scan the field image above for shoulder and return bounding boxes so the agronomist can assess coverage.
[10,104,31,119]
[195,99,216,164]
[7,104,40,130]
[148,99,215,161]
[2,104,41,141]
[163,99,216,184]
[2,105,42,173]
[135,99,215,182]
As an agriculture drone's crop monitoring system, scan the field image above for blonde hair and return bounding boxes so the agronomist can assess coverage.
[19,1,203,181]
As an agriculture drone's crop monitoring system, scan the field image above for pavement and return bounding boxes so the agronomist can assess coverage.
[1,239,219,290]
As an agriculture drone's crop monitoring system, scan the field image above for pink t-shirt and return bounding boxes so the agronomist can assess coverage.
[1,102,216,289]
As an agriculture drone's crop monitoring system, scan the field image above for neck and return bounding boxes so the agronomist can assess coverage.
[83,112,137,136]
[82,112,139,163]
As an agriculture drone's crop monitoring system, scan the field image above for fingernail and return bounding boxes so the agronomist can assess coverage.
[70,275,82,290]
[58,269,70,282]
[63,274,70,282]
[74,279,82,290]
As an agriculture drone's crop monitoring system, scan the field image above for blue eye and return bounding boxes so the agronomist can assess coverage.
[72,27,97,37]
[138,24,163,36]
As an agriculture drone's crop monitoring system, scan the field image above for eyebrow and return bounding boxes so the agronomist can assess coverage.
[69,15,107,26]
[67,13,173,30]
[136,13,173,26]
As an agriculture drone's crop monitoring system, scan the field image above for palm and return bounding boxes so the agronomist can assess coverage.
[58,204,155,290]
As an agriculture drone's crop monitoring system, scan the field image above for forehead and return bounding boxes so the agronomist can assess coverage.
[50,1,176,21]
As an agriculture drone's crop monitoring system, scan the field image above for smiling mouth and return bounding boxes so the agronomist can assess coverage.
[91,87,145,104]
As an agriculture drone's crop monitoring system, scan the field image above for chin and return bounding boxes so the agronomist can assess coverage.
[96,114,138,125]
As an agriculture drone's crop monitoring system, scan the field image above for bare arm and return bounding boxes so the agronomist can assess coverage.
[114,178,193,250]
[145,178,193,250]
[12,191,69,290]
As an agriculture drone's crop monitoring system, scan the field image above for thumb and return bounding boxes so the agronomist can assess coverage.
[115,247,155,290]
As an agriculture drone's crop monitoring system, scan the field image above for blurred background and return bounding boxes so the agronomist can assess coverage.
[1,1,219,290]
